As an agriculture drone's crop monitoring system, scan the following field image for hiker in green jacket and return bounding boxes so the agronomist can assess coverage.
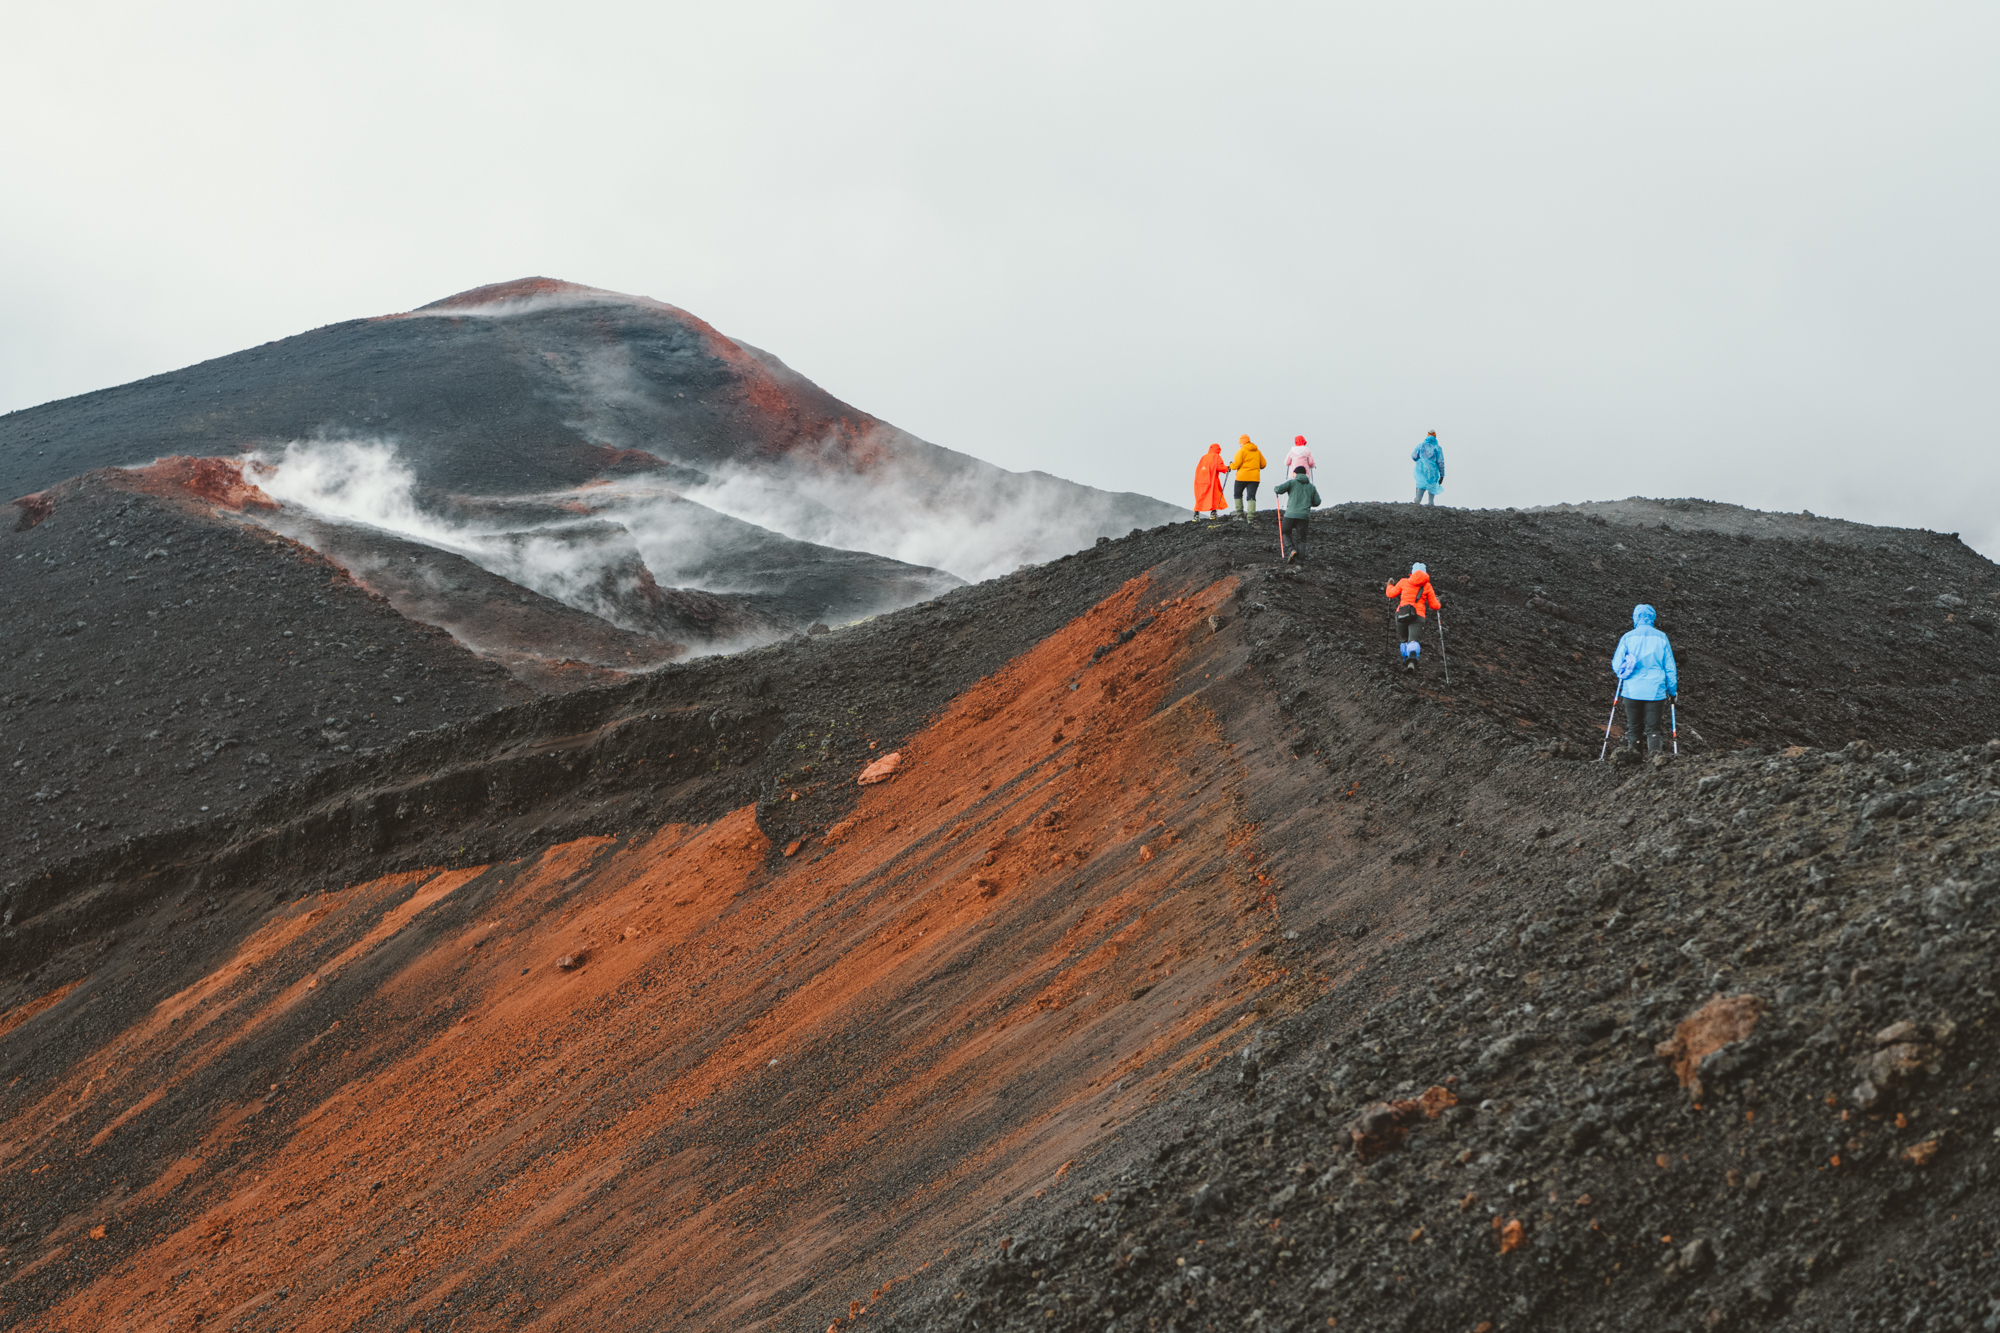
[1271,466,1322,563]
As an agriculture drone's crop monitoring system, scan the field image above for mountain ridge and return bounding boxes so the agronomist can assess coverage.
[3,501,1997,1330]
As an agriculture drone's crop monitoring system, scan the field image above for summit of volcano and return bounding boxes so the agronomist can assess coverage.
[1,276,1177,583]
[0,276,1179,669]
[0,282,1181,893]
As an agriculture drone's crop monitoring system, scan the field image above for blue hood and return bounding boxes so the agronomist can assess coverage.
[1632,604,1657,628]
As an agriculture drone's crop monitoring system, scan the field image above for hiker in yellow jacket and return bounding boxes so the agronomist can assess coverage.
[1228,435,1267,521]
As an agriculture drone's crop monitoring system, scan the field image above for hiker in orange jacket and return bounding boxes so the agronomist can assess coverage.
[1228,435,1266,521]
[1384,562,1441,671]
[1193,443,1229,519]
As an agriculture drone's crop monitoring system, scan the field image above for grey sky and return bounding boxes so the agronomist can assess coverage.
[5,3,1995,555]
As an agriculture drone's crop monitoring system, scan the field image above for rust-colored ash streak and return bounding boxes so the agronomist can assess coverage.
[10,572,1310,1330]
[123,455,281,512]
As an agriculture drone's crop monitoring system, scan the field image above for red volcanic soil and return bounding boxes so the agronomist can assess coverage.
[6,571,1292,1330]
[5,503,1999,1331]
[412,277,606,310]
[127,456,280,513]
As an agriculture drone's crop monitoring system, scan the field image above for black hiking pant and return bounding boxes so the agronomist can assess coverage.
[1284,516,1309,552]
[1395,607,1425,642]
[1233,479,1259,501]
[1622,698,1667,750]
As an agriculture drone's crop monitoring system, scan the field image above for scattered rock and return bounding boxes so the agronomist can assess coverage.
[1571,1013,1615,1047]
[857,752,903,785]
[555,950,588,971]
[1190,1180,1232,1220]
[1676,1236,1715,1275]
[1655,993,1767,1097]
[1348,1099,1425,1161]
[1593,860,1643,901]
[1237,1046,1261,1088]
[1867,1026,1941,1093]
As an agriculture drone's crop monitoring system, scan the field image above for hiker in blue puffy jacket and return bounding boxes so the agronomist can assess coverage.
[1411,432,1444,505]
[1612,603,1678,756]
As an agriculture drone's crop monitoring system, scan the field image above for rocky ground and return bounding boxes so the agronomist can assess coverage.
[1,499,1996,1332]
[881,738,2000,1333]
[1,466,534,894]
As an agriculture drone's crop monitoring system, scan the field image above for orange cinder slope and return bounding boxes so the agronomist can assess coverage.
[21,571,1311,1331]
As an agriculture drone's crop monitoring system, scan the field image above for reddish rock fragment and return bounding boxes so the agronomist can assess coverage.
[1871,1042,1937,1085]
[857,752,902,785]
[556,950,589,971]
[134,455,281,511]
[1419,1085,1458,1118]
[1654,993,1766,1097]
[12,492,53,531]
[1348,1099,1424,1161]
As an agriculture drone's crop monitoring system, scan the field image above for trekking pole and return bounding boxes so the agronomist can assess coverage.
[1597,685,1621,762]
[1277,507,1288,563]
[1670,699,1679,755]
[1434,608,1451,684]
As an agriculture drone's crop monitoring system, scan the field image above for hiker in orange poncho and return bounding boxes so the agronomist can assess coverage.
[1228,435,1267,521]
[1384,562,1441,671]
[1193,443,1229,519]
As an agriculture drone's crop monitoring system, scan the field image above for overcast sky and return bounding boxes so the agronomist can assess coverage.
[5,2,1996,555]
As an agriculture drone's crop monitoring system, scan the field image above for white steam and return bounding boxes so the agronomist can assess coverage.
[681,432,1174,583]
[247,440,664,628]
[242,439,952,645]
[248,439,440,539]
[543,342,1183,584]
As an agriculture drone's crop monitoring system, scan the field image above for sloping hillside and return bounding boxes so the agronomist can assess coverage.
[1,502,1996,1331]
[0,278,1181,585]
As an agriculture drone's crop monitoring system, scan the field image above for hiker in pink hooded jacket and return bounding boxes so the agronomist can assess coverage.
[1284,435,1316,483]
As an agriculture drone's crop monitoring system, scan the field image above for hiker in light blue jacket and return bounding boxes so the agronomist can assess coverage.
[1612,603,1678,755]
[1411,432,1444,505]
